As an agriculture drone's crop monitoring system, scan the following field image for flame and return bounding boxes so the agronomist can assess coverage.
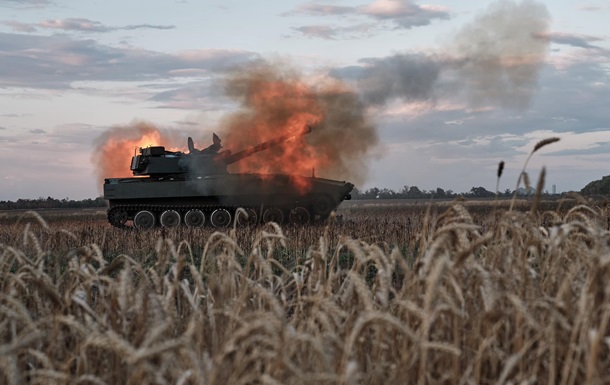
[92,122,173,185]
[94,64,378,195]
[220,67,336,193]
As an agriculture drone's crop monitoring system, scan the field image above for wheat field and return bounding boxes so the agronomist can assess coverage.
[1,198,609,385]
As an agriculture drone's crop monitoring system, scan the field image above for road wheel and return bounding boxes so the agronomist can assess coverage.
[210,209,231,228]
[236,207,258,226]
[313,195,334,216]
[134,210,156,230]
[108,207,128,227]
[160,210,181,228]
[263,207,284,225]
[184,209,205,228]
[289,207,310,225]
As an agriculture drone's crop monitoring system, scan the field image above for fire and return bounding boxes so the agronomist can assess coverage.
[220,66,335,193]
[92,122,173,185]
[94,63,378,194]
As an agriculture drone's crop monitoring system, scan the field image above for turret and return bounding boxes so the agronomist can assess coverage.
[214,125,312,166]
[129,125,312,178]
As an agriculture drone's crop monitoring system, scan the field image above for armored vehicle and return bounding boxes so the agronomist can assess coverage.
[103,126,354,229]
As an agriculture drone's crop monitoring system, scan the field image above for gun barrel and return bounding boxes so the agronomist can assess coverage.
[222,125,312,165]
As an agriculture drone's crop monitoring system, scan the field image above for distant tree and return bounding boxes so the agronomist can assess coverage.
[434,187,446,198]
[581,175,610,196]
[378,188,397,199]
[0,196,106,210]
[407,186,423,199]
[367,187,381,199]
[469,186,494,198]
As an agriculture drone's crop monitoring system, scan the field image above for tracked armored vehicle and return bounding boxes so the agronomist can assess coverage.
[103,126,354,229]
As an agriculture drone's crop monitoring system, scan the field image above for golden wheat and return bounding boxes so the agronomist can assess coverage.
[0,198,609,384]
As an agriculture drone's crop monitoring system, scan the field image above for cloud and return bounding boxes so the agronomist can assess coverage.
[288,0,450,38]
[0,32,260,89]
[2,20,37,32]
[293,23,375,40]
[0,113,32,117]
[545,32,605,50]
[3,18,175,33]
[0,126,7,130]
[148,79,231,110]
[360,0,450,28]
[1,0,51,8]
[293,25,339,39]
[544,140,610,156]
[122,23,175,31]
[289,3,355,16]
[579,4,610,11]
[367,60,610,158]
[38,18,112,32]
[29,128,46,134]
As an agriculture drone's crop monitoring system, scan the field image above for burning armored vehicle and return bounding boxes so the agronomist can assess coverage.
[103,126,354,229]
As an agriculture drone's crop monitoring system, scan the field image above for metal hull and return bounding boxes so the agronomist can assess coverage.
[104,173,353,228]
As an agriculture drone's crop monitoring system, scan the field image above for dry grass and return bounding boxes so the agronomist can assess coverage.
[1,198,609,384]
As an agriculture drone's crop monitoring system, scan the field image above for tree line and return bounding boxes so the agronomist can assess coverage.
[0,197,106,210]
[351,186,560,200]
[0,185,567,210]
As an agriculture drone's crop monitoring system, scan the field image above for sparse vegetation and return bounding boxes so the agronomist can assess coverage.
[1,195,609,384]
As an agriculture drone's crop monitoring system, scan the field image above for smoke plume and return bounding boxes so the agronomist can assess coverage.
[356,54,442,106]
[93,65,378,190]
[447,0,550,108]
[217,63,377,187]
[338,0,551,109]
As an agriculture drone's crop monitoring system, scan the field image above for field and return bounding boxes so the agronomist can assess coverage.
[1,197,609,384]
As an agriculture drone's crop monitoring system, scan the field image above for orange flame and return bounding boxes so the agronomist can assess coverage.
[93,122,174,185]
[94,64,378,195]
[220,68,335,193]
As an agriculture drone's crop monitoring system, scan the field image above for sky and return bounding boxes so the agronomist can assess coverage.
[1,0,609,200]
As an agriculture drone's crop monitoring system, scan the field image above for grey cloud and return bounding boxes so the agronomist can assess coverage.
[2,20,37,32]
[359,0,450,29]
[289,3,355,16]
[293,23,375,40]
[0,32,260,89]
[579,5,610,11]
[148,79,232,110]
[122,24,175,31]
[288,1,450,38]
[38,18,111,32]
[0,113,32,117]
[0,126,7,130]
[546,32,604,49]
[533,62,610,131]
[6,18,175,33]
[544,142,610,157]
[293,25,338,39]
[29,128,46,134]
[373,61,610,148]
[1,0,51,8]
